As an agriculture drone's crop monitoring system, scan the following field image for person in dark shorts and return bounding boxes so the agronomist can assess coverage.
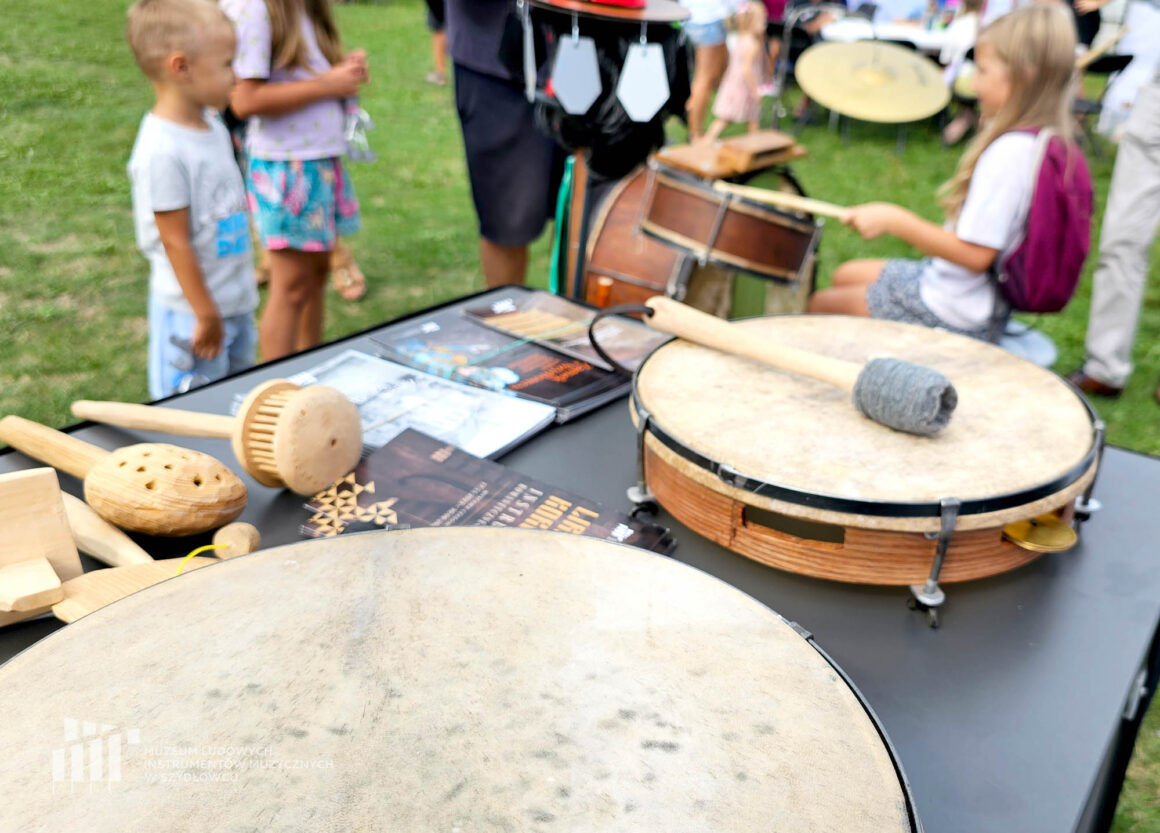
[445,0,564,288]
[426,0,447,85]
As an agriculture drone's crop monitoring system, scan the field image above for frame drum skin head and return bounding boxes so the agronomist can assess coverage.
[0,528,913,832]
[634,316,1096,533]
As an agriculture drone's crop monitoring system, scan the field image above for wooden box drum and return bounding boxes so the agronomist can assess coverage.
[630,316,1101,586]
[0,528,918,831]
[584,165,818,316]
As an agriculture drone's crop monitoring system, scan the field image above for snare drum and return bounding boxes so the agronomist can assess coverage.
[630,316,1101,586]
[640,161,821,284]
[583,164,818,316]
[0,528,918,831]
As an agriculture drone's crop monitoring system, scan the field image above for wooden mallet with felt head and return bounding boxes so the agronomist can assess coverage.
[642,297,958,436]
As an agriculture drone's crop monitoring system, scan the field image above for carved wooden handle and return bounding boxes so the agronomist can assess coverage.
[643,297,861,392]
[0,416,107,479]
[72,401,236,439]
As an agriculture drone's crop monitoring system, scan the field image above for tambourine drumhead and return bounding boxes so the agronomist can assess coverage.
[634,316,1097,533]
[0,529,913,832]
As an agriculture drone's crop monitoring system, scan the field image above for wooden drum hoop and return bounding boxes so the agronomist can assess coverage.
[0,528,918,831]
[630,316,1101,585]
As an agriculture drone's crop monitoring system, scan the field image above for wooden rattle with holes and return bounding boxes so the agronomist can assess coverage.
[0,415,246,537]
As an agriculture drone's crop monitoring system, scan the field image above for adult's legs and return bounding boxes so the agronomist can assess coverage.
[687,43,729,141]
[480,239,529,288]
[261,249,330,361]
[1081,81,1160,389]
[429,28,447,83]
[454,63,562,288]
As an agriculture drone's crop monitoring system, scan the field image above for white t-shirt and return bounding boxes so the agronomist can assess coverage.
[919,131,1036,331]
[681,0,747,25]
[128,112,258,318]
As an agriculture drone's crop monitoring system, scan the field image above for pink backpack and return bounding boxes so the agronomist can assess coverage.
[994,129,1094,313]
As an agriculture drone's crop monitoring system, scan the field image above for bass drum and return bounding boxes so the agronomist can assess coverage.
[0,528,919,832]
[580,165,817,318]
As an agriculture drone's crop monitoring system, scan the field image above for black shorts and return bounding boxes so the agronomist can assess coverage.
[454,64,564,248]
[425,0,445,31]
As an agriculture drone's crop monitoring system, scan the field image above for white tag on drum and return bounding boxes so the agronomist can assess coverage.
[617,42,669,123]
[551,36,602,116]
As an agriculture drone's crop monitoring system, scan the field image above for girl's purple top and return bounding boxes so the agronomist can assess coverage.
[222,0,347,161]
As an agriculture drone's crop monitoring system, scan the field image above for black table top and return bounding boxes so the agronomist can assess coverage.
[2,293,1158,833]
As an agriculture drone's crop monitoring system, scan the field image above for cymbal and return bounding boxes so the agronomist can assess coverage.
[1003,514,1078,553]
[795,41,950,124]
[529,0,690,23]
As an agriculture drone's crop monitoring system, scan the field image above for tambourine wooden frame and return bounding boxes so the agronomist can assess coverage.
[629,366,1102,586]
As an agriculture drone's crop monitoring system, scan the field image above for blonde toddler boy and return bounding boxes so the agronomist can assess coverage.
[126,0,258,398]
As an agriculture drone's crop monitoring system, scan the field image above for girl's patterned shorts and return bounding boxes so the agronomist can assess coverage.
[866,257,996,342]
[246,156,360,252]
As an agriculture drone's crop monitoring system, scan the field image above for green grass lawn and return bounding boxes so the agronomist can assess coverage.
[0,1,1157,827]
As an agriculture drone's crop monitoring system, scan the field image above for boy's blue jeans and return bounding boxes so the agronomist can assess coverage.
[148,296,257,400]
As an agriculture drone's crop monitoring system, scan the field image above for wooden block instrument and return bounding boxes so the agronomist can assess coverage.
[0,469,83,626]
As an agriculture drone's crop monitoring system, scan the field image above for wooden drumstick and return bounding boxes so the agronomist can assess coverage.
[0,415,246,537]
[712,181,848,220]
[212,522,261,559]
[73,379,363,496]
[1075,25,1128,71]
[643,297,957,436]
[60,493,154,567]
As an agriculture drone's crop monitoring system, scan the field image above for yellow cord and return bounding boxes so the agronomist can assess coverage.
[176,544,226,574]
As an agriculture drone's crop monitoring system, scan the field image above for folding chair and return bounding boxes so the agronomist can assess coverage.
[1073,53,1134,158]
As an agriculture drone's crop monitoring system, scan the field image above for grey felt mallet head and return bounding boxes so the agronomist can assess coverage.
[852,357,958,436]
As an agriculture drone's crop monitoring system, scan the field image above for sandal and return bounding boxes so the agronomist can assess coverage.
[330,241,366,301]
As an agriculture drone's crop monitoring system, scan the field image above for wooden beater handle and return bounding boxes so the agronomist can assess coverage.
[1075,25,1127,71]
[72,400,236,439]
[713,181,848,220]
[0,415,108,479]
[61,493,154,567]
[644,297,862,392]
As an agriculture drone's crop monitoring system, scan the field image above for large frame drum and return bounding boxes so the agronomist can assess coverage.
[629,316,1102,587]
[0,528,919,831]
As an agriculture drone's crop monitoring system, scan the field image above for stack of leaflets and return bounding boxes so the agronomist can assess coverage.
[302,428,675,555]
[462,290,670,373]
[282,349,556,459]
[371,289,668,423]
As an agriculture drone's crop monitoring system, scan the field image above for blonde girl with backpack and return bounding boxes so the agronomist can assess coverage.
[807,4,1080,342]
[223,0,368,361]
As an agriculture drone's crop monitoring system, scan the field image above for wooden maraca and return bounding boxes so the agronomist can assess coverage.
[0,416,246,537]
[73,379,362,496]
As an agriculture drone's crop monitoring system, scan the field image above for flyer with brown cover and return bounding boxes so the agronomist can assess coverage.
[302,428,674,555]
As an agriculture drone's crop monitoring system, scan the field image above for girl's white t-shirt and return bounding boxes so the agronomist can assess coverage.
[222,0,347,161]
[919,131,1037,331]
